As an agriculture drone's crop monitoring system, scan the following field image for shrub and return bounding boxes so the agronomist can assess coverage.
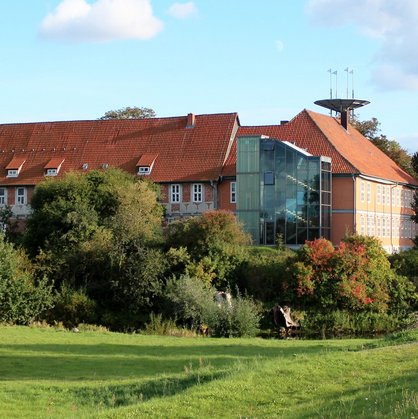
[165,276,261,337]
[0,235,53,324]
[46,283,97,328]
[300,310,402,338]
[166,211,250,288]
[237,246,294,303]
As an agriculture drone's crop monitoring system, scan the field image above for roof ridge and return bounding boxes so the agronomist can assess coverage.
[304,109,359,174]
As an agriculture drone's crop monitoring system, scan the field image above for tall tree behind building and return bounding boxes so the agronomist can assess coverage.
[352,115,416,178]
[99,106,156,120]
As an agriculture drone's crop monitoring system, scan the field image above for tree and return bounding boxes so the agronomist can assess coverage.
[166,211,251,289]
[286,235,415,314]
[99,106,156,120]
[352,115,415,177]
[24,168,165,329]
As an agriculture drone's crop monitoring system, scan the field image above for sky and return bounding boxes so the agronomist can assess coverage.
[1,0,418,152]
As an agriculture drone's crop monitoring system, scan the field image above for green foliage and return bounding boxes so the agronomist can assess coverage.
[165,275,217,329]
[0,234,53,324]
[23,168,164,330]
[300,310,403,338]
[236,246,294,303]
[165,276,260,337]
[390,248,418,287]
[352,115,415,177]
[166,211,251,288]
[99,106,156,120]
[46,283,97,327]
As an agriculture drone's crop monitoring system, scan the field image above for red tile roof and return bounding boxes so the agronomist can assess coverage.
[234,109,417,186]
[136,154,158,167]
[44,157,65,169]
[5,156,26,170]
[0,113,239,185]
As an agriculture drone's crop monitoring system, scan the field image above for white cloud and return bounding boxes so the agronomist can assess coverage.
[167,2,197,19]
[39,0,163,42]
[306,0,418,90]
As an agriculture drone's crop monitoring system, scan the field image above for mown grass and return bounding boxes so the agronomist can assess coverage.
[0,326,416,418]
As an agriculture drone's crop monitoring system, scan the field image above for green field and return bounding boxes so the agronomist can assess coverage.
[0,326,417,418]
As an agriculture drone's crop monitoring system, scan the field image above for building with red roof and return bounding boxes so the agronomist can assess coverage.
[0,106,416,251]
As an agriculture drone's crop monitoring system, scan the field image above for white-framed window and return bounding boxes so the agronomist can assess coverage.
[170,184,181,203]
[360,215,365,235]
[7,169,19,178]
[360,181,365,203]
[193,184,203,203]
[230,182,236,203]
[396,189,400,207]
[46,168,58,176]
[138,166,150,175]
[377,185,381,204]
[376,217,381,237]
[367,183,371,203]
[0,188,6,205]
[16,187,26,205]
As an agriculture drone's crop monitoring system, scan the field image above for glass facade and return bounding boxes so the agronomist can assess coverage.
[237,136,332,246]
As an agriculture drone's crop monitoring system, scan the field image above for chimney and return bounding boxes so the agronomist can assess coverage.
[340,110,349,130]
[186,113,195,128]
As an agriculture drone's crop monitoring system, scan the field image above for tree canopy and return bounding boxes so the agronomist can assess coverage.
[99,106,156,120]
[352,114,416,177]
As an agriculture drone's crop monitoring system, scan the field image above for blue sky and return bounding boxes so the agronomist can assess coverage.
[1,0,418,152]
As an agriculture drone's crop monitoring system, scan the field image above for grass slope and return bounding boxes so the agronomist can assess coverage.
[0,326,416,418]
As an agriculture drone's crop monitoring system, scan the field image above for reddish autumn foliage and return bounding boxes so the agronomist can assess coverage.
[288,235,394,312]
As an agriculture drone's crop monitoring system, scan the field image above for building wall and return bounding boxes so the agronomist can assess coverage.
[218,179,236,212]
[354,178,417,251]
[331,177,354,244]
[162,182,216,221]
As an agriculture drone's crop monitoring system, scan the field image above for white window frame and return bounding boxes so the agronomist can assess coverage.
[0,188,6,205]
[360,181,365,203]
[192,183,203,203]
[377,185,381,204]
[7,169,19,178]
[16,187,26,205]
[230,182,236,204]
[367,182,371,203]
[170,184,181,203]
[138,166,150,175]
[46,168,58,176]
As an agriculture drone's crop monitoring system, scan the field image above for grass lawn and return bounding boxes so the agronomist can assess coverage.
[0,326,416,418]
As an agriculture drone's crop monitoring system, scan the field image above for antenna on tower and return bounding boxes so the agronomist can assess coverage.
[315,67,369,130]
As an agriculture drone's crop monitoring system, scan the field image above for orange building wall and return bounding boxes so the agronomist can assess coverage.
[331,177,354,244]
[218,180,236,212]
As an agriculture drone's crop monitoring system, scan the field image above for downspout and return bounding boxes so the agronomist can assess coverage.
[390,183,397,253]
[352,174,356,235]
[210,180,218,210]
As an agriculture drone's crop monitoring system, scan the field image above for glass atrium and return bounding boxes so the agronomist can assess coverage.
[236,136,331,245]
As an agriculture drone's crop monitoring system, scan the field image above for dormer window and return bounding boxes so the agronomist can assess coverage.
[138,166,151,175]
[44,158,64,177]
[7,169,19,178]
[136,154,158,176]
[6,157,26,178]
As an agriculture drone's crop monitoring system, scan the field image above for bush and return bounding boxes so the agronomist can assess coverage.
[165,276,261,337]
[300,310,403,338]
[166,211,250,288]
[45,283,97,328]
[236,247,294,303]
[0,235,53,324]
